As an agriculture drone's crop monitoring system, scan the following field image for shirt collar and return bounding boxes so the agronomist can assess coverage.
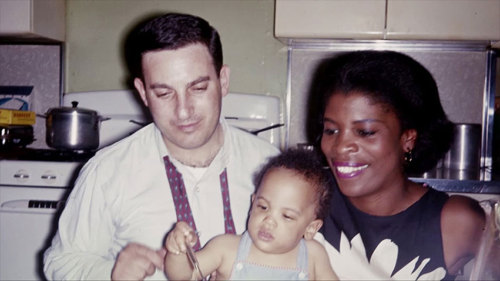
[154,119,231,170]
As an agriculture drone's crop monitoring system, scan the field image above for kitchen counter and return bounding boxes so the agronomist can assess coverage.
[411,178,500,194]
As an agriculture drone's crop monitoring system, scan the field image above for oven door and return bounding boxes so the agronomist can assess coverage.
[0,186,67,280]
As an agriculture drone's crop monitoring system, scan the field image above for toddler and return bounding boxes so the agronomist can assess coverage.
[164,149,338,280]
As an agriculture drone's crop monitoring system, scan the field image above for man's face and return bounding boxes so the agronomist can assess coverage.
[134,43,230,152]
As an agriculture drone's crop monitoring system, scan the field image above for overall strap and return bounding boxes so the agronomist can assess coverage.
[296,239,309,276]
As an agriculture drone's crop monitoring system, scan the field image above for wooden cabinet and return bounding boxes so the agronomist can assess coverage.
[386,0,500,40]
[275,0,386,39]
[275,0,500,41]
[0,0,65,41]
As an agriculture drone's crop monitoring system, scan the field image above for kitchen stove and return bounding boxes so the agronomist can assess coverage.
[1,147,96,162]
[0,89,282,280]
[0,158,86,280]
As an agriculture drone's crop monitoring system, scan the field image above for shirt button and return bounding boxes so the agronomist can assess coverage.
[236,263,243,271]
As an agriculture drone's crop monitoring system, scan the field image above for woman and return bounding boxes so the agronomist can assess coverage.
[314,50,485,280]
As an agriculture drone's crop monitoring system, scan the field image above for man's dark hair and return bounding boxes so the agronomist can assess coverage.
[124,13,223,80]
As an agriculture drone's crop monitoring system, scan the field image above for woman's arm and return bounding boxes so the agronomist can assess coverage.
[441,195,486,275]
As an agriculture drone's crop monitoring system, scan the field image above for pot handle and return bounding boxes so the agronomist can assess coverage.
[251,123,284,135]
[129,120,149,127]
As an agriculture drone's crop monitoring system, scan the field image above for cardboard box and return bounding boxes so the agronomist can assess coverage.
[0,109,36,125]
[0,86,34,111]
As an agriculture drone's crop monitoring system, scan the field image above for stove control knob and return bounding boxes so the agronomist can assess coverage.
[41,171,58,185]
[13,170,30,183]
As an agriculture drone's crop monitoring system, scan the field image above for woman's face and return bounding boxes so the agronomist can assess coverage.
[320,92,414,199]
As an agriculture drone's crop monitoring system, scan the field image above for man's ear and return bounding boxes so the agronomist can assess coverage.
[134,77,148,107]
[304,219,323,240]
[219,65,230,98]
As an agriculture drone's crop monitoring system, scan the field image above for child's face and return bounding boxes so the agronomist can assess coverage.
[248,167,323,255]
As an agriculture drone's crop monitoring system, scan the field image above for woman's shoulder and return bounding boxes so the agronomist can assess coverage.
[441,195,486,274]
[441,194,486,247]
[442,194,486,223]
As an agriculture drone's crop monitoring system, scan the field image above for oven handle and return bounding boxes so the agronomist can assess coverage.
[0,199,64,214]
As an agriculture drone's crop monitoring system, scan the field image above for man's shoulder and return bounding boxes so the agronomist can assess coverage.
[88,124,158,166]
[76,124,162,191]
[226,125,280,155]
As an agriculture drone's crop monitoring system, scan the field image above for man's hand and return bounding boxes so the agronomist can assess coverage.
[111,242,166,281]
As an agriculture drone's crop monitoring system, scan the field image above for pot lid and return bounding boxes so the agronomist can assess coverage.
[48,101,98,115]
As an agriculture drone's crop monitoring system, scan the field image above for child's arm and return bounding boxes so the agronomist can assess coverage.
[307,240,339,280]
[164,222,200,280]
[164,222,237,280]
[165,249,197,280]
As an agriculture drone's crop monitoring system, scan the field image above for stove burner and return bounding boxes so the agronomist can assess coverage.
[0,147,96,162]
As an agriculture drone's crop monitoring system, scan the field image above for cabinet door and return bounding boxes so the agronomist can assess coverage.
[0,0,65,41]
[386,0,500,40]
[275,0,386,39]
[0,0,31,34]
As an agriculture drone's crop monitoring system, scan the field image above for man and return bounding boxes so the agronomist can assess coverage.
[43,13,280,280]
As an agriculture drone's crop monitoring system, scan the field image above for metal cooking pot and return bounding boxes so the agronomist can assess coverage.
[0,124,34,148]
[442,123,482,180]
[45,101,106,151]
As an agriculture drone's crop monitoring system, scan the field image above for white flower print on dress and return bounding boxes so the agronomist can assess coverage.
[317,232,447,280]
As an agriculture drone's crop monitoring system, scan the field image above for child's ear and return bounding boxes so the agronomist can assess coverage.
[304,219,323,240]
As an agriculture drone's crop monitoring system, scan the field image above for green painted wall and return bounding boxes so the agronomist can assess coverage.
[65,0,287,99]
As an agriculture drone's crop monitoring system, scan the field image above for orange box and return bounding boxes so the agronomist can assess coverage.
[0,109,36,125]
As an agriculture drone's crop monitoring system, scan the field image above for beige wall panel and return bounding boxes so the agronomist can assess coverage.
[65,0,287,100]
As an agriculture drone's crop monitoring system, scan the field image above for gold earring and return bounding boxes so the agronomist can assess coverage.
[404,149,413,163]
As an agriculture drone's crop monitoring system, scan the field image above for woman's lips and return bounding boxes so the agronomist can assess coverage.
[334,162,368,179]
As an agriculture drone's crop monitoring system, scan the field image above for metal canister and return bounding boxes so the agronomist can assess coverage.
[443,123,482,179]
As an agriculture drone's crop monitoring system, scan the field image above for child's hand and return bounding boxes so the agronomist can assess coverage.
[165,221,198,255]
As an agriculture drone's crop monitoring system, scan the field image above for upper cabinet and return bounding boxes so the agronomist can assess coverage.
[386,0,500,40]
[275,0,386,39]
[275,0,500,41]
[0,0,65,41]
